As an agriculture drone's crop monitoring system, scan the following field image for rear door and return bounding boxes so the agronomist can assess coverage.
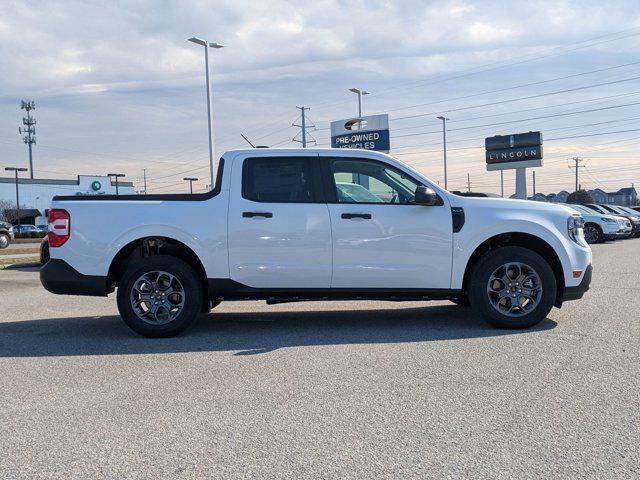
[323,156,453,289]
[227,154,332,289]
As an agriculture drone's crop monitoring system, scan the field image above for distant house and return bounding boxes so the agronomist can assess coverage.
[608,186,637,206]
[549,191,569,203]
[530,193,549,202]
[587,185,637,206]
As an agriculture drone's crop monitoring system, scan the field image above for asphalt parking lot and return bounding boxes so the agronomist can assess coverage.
[0,241,638,479]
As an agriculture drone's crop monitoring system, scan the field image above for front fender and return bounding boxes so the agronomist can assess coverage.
[451,219,574,289]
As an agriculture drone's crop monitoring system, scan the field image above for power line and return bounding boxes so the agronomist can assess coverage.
[382,60,640,115]
[393,100,640,139]
[392,74,640,121]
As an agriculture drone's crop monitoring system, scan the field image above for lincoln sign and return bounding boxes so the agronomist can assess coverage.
[331,114,390,153]
[485,131,543,171]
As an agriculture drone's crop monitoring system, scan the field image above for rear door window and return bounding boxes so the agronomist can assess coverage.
[242,158,321,203]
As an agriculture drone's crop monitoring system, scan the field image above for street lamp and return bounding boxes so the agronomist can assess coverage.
[5,167,28,230]
[349,87,370,118]
[436,116,450,190]
[183,177,198,194]
[188,36,224,191]
[107,173,126,195]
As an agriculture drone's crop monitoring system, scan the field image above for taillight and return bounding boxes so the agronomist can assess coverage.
[48,209,70,247]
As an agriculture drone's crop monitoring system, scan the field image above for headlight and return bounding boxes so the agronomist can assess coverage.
[601,217,616,223]
[567,215,585,245]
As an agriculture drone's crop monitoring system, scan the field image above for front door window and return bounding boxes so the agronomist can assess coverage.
[330,159,421,204]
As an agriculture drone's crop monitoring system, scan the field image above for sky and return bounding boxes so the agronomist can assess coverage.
[1,0,639,196]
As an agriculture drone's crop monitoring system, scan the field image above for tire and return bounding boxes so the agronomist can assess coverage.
[583,223,603,244]
[116,255,203,337]
[468,246,556,330]
[0,233,9,249]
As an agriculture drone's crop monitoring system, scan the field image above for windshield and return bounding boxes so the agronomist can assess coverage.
[569,205,593,216]
[618,206,639,216]
[587,204,608,214]
[577,204,601,214]
[610,205,630,215]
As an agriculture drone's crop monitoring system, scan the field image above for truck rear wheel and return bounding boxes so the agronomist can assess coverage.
[116,255,202,337]
[468,246,556,329]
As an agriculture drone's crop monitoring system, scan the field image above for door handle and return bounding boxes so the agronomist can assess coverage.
[243,211,273,218]
[341,213,372,220]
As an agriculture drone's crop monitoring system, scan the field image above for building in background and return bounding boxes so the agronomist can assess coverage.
[527,185,637,205]
[0,175,135,225]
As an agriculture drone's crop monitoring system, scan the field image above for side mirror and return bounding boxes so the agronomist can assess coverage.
[414,186,438,206]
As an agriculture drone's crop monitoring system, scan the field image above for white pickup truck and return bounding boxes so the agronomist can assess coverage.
[41,148,592,337]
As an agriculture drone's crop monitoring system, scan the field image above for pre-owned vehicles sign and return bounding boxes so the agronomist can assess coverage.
[331,114,390,152]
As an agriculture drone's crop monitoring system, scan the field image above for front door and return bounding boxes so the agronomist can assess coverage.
[227,154,332,289]
[324,157,453,289]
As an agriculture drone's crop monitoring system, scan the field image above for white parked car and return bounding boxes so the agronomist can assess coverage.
[41,148,593,337]
[582,204,633,237]
[565,204,626,243]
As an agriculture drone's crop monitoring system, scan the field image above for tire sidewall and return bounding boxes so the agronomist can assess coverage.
[469,246,556,329]
[0,234,9,249]
[584,224,602,244]
[116,255,202,337]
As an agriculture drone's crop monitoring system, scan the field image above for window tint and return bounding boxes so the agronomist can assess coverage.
[330,159,421,204]
[243,158,318,203]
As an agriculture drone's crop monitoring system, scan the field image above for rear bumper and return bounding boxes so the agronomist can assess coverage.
[40,259,110,297]
[561,264,593,304]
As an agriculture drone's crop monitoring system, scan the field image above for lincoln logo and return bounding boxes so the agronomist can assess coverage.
[488,148,539,161]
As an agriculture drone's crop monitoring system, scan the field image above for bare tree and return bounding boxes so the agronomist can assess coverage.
[0,199,16,223]
[0,199,29,224]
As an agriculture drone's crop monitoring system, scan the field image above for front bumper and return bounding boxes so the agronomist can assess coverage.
[40,259,110,297]
[561,264,593,304]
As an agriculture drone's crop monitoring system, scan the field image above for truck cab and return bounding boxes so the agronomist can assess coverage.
[41,148,592,337]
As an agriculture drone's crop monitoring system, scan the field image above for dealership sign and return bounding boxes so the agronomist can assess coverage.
[331,114,390,153]
[485,132,543,171]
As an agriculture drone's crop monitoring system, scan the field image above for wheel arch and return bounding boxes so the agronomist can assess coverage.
[107,236,210,311]
[461,232,566,307]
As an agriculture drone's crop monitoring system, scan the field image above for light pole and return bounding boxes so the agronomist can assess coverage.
[349,87,369,118]
[5,167,28,230]
[188,37,224,191]
[108,173,126,195]
[184,177,198,194]
[436,116,449,190]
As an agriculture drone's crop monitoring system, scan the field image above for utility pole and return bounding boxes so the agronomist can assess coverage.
[184,177,198,194]
[467,173,472,193]
[532,171,536,196]
[108,173,125,195]
[293,106,315,148]
[436,116,449,190]
[5,167,28,230]
[143,169,147,195]
[569,157,584,192]
[19,100,36,179]
[500,170,504,198]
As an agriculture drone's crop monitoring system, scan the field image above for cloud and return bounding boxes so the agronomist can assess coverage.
[0,0,639,193]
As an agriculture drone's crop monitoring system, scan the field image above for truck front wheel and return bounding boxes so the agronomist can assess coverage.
[116,255,202,337]
[468,246,556,329]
